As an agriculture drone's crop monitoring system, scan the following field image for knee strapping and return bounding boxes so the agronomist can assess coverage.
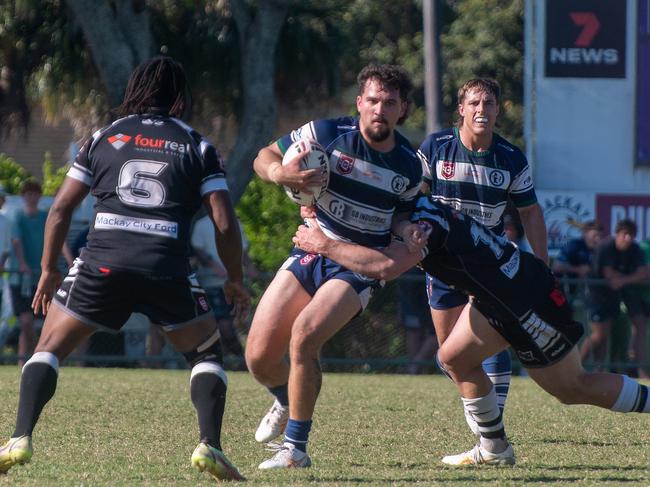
[183,329,223,368]
[23,351,59,375]
[190,361,228,387]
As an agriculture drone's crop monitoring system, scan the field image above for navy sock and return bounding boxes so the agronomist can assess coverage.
[482,349,512,413]
[268,384,289,407]
[284,419,312,452]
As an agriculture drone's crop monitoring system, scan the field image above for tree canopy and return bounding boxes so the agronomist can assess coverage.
[0,0,526,269]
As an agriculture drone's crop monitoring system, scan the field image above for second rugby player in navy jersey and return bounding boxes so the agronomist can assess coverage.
[247,64,423,469]
[417,78,548,464]
[0,57,249,481]
[294,195,650,467]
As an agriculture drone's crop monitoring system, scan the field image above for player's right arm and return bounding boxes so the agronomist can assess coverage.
[293,218,423,281]
[33,177,89,315]
[253,141,322,190]
[203,191,250,322]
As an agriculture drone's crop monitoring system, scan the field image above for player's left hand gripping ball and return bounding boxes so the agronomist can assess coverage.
[281,139,329,206]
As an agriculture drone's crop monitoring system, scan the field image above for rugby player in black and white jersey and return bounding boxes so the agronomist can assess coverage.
[0,57,249,481]
[293,194,650,466]
[418,78,548,464]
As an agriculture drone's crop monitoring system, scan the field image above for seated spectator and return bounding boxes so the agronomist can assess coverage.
[581,219,649,378]
[552,220,603,279]
[399,268,437,374]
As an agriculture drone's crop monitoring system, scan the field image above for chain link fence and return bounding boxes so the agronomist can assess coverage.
[0,271,648,374]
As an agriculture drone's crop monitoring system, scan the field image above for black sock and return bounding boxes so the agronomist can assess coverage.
[190,362,227,450]
[13,360,58,437]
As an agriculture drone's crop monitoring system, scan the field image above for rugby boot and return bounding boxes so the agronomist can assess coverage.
[442,443,515,466]
[258,442,311,469]
[191,442,245,481]
[0,435,32,474]
[255,399,289,443]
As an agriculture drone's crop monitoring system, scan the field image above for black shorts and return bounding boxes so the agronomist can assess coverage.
[53,259,212,333]
[474,286,584,368]
[10,284,38,316]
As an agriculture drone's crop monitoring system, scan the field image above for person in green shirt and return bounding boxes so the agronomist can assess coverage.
[9,180,47,364]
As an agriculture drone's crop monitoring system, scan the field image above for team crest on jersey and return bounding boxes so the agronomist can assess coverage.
[300,253,317,265]
[441,161,455,179]
[336,154,355,174]
[489,169,506,187]
[107,133,132,150]
[391,175,407,194]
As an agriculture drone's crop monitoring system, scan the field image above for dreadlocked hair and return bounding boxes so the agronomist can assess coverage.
[117,56,189,118]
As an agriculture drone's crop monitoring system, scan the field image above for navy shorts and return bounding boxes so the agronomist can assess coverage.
[10,284,38,316]
[589,290,647,323]
[281,248,383,310]
[400,270,434,334]
[426,274,469,310]
[53,259,212,333]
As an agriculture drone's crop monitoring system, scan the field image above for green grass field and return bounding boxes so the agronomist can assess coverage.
[1,367,649,486]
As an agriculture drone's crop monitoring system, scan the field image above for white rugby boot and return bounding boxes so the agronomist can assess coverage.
[258,442,311,469]
[255,400,289,443]
[442,443,515,466]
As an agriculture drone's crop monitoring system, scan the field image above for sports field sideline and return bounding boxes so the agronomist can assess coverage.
[0,366,648,486]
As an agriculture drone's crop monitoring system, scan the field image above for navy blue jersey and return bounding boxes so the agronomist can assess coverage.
[278,116,422,247]
[412,195,555,323]
[418,127,536,236]
[67,114,228,276]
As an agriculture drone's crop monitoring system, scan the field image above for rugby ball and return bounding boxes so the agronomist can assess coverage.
[281,139,329,206]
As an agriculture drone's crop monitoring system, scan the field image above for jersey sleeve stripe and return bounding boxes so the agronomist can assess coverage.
[199,139,210,157]
[200,176,228,195]
[66,163,93,186]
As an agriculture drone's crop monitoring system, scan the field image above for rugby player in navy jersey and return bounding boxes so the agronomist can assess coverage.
[0,57,249,481]
[293,195,650,466]
[247,64,423,468]
[417,78,548,463]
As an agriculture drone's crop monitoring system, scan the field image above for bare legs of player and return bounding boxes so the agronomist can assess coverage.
[246,271,360,467]
[437,303,650,464]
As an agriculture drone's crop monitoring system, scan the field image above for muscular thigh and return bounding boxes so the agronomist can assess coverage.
[292,278,361,347]
[439,304,509,369]
[247,270,312,354]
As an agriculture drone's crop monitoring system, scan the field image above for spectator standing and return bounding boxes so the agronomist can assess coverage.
[191,214,257,366]
[8,181,47,364]
[399,268,437,374]
[582,219,649,378]
[0,187,11,322]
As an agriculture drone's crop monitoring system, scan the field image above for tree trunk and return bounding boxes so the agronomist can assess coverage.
[228,0,288,203]
[65,0,154,107]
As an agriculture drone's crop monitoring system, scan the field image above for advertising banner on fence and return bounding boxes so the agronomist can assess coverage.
[638,0,650,165]
[596,194,650,240]
[537,190,595,256]
[545,0,627,78]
